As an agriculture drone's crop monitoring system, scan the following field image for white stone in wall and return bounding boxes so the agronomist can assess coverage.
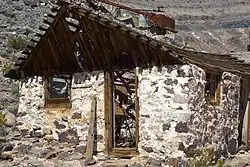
[17,77,45,134]
[71,72,105,153]
[17,73,106,152]
[138,64,241,162]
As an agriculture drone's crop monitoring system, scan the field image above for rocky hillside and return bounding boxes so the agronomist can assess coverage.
[0,0,56,125]
[1,0,250,166]
[118,0,250,31]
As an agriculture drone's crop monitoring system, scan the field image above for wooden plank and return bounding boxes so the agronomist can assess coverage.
[87,19,113,71]
[77,34,93,70]
[47,37,61,69]
[247,98,250,147]
[43,19,53,25]
[115,71,133,95]
[110,148,138,158]
[79,18,108,69]
[31,38,39,43]
[215,75,221,106]
[39,26,48,32]
[17,5,68,72]
[77,17,101,70]
[85,96,97,162]
[50,25,72,72]
[104,71,112,156]
[47,13,56,19]
[135,70,139,151]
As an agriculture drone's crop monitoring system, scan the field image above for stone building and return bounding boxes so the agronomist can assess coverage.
[5,0,250,164]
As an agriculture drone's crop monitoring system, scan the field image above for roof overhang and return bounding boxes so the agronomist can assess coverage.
[5,1,250,79]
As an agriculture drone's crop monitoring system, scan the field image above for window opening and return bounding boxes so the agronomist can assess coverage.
[205,72,221,106]
[45,75,72,108]
[49,76,71,99]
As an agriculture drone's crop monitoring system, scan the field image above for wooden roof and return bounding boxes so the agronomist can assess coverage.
[5,1,250,79]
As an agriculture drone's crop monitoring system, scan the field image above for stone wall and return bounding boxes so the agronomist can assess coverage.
[137,64,241,162]
[70,72,105,153]
[187,66,240,156]
[138,65,192,161]
[17,66,241,162]
[16,72,105,153]
[17,77,45,136]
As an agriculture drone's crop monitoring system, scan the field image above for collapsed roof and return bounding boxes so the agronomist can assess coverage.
[4,0,250,79]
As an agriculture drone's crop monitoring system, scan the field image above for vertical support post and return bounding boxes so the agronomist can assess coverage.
[135,69,139,152]
[247,99,250,147]
[104,71,113,156]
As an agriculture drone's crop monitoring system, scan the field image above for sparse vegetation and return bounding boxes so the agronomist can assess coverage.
[0,112,6,127]
[11,84,19,98]
[1,62,13,75]
[217,159,231,167]
[7,36,27,50]
[187,148,231,167]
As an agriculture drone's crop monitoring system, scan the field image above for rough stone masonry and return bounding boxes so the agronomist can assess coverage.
[138,64,240,162]
[15,64,240,163]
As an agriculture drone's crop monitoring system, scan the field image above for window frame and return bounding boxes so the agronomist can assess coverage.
[44,75,72,108]
[205,71,222,106]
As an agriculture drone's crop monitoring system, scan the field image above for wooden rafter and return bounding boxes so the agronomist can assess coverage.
[115,71,133,95]
[6,2,250,79]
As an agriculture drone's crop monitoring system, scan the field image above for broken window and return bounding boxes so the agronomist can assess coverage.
[45,75,72,108]
[205,72,221,106]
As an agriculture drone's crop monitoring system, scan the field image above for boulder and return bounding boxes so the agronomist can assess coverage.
[57,152,84,161]
[2,111,16,127]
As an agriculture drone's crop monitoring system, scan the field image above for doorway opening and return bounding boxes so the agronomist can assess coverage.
[104,70,139,157]
[238,79,250,148]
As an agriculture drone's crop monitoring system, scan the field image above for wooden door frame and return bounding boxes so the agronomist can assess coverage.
[239,78,250,147]
[247,99,250,147]
[104,71,139,157]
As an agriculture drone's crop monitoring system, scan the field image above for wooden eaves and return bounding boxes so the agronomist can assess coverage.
[4,1,250,79]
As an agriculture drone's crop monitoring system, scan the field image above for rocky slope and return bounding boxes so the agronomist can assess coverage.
[0,0,55,121]
[118,0,250,31]
[0,0,55,158]
[0,0,250,166]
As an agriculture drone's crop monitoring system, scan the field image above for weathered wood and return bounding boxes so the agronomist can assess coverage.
[26,45,35,50]
[247,97,250,147]
[51,6,60,12]
[60,17,81,71]
[43,19,53,25]
[80,17,109,70]
[104,72,113,155]
[47,13,56,19]
[115,71,133,95]
[39,26,48,32]
[66,20,79,28]
[7,3,250,80]
[85,96,97,161]
[22,49,31,55]
[135,70,139,151]
[35,33,44,38]
[31,39,39,43]
[109,148,138,158]
[47,37,61,68]
[18,57,26,61]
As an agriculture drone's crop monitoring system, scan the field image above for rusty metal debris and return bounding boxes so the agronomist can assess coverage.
[98,0,176,32]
